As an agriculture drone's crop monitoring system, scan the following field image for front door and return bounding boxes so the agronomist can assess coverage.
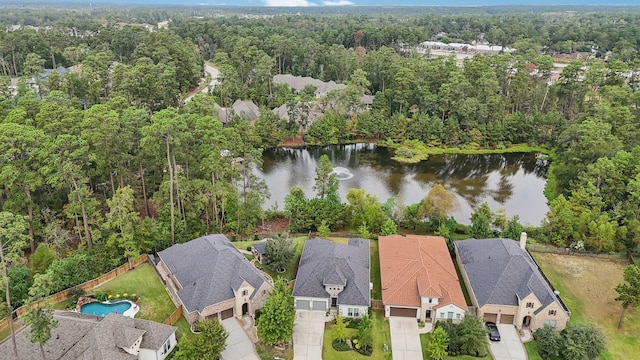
[242,302,249,315]
[331,297,337,307]
[425,310,432,322]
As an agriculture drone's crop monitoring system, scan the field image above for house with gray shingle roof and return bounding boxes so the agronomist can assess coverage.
[0,311,176,360]
[454,236,570,331]
[293,237,370,318]
[157,234,272,324]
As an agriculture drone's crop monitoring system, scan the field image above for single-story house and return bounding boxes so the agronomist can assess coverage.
[156,234,273,324]
[0,311,177,360]
[454,234,570,331]
[293,237,370,318]
[215,100,260,124]
[379,235,467,323]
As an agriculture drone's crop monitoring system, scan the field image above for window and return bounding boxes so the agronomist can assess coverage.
[428,298,432,303]
[447,312,454,320]
[348,308,360,317]
[439,312,445,318]
[526,302,534,308]
[548,310,557,316]
[242,290,248,296]
[456,314,461,319]
[545,320,557,328]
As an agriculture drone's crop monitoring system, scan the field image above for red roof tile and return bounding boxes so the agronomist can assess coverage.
[379,235,467,311]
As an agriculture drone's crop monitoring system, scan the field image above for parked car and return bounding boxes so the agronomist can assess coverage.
[486,322,501,341]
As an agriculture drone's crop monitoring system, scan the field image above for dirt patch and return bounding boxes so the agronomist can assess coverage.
[533,253,627,325]
[252,218,289,235]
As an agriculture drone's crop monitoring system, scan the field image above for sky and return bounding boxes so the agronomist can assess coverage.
[200,0,636,6]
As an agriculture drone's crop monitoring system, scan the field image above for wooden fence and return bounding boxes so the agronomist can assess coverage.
[371,299,384,310]
[0,254,149,332]
[628,250,638,265]
[163,306,183,326]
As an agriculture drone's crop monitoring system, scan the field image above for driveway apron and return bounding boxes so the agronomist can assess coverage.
[389,317,423,360]
[293,310,325,360]
[487,324,527,360]
[221,318,260,360]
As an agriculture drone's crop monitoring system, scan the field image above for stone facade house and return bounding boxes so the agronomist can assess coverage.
[379,235,467,323]
[0,311,177,360]
[293,237,370,318]
[156,234,272,324]
[454,235,570,331]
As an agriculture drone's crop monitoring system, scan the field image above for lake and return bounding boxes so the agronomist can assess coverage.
[255,143,549,226]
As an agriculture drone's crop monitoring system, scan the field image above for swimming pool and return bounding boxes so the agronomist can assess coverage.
[80,300,133,316]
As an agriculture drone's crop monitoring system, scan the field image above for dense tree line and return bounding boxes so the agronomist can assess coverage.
[0,7,640,317]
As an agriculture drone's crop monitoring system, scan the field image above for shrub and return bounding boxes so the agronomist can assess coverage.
[96,293,109,302]
[346,318,361,329]
[67,286,85,299]
[332,339,350,351]
[246,246,252,251]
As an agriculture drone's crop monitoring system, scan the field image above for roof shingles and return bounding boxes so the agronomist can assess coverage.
[158,234,271,313]
[455,238,566,313]
[293,238,370,307]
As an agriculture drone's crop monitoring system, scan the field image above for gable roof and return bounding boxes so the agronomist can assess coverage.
[379,235,467,310]
[0,311,176,360]
[273,74,347,96]
[252,241,267,255]
[215,100,260,124]
[454,238,567,313]
[158,234,271,313]
[293,237,370,306]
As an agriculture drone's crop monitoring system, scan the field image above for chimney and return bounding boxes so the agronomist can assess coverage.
[519,232,528,250]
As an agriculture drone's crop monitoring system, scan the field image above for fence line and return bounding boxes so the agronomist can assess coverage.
[527,244,627,260]
[371,299,384,310]
[163,306,184,326]
[0,254,149,332]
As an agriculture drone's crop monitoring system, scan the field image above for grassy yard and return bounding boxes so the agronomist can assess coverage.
[523,341,543,360]
[88,263,176,323]
[532,253,640,359]
[232,236,307,281]
[370,239,382,300]
[322,310,392,360]
[420,333,494,360]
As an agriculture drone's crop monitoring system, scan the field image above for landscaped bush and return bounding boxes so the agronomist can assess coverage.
[332,339,350,351]
[346,318,361,329]
[95,292,109,301]
[352,338,373,356]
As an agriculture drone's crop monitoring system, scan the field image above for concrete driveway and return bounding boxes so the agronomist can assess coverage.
[487,324,527,360]
[221,318,260,360]
[293,310,325,360]
[389,317,423,360]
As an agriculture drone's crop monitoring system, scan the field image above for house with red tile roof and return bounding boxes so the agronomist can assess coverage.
[379,235,467,323]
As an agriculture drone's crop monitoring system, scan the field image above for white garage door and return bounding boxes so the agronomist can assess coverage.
[296,300,310,310]
[312,301,327,311]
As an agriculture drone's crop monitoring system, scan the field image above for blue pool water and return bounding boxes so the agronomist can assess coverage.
[81,301,132,316]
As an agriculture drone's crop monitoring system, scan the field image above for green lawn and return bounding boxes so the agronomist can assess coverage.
[370,239,382,300]
[523,341,543,360]
[532,253,640,360]
[233,236,307,281]
[173,316,192,341]
[323,310,392,360]
[88,263,176,323]
[420,333,494,360]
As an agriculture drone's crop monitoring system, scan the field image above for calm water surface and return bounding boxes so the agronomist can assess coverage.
[255,143,549,226]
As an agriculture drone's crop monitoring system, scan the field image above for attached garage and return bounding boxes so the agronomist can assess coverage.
[499,314,515,324]
[483,313,498,323]
[296,300,310,310]
[312,301,327,311]
[220,308,234,320]
[389,307,417,318]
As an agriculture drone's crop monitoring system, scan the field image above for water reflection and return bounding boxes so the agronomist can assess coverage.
[256,144,549,226]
